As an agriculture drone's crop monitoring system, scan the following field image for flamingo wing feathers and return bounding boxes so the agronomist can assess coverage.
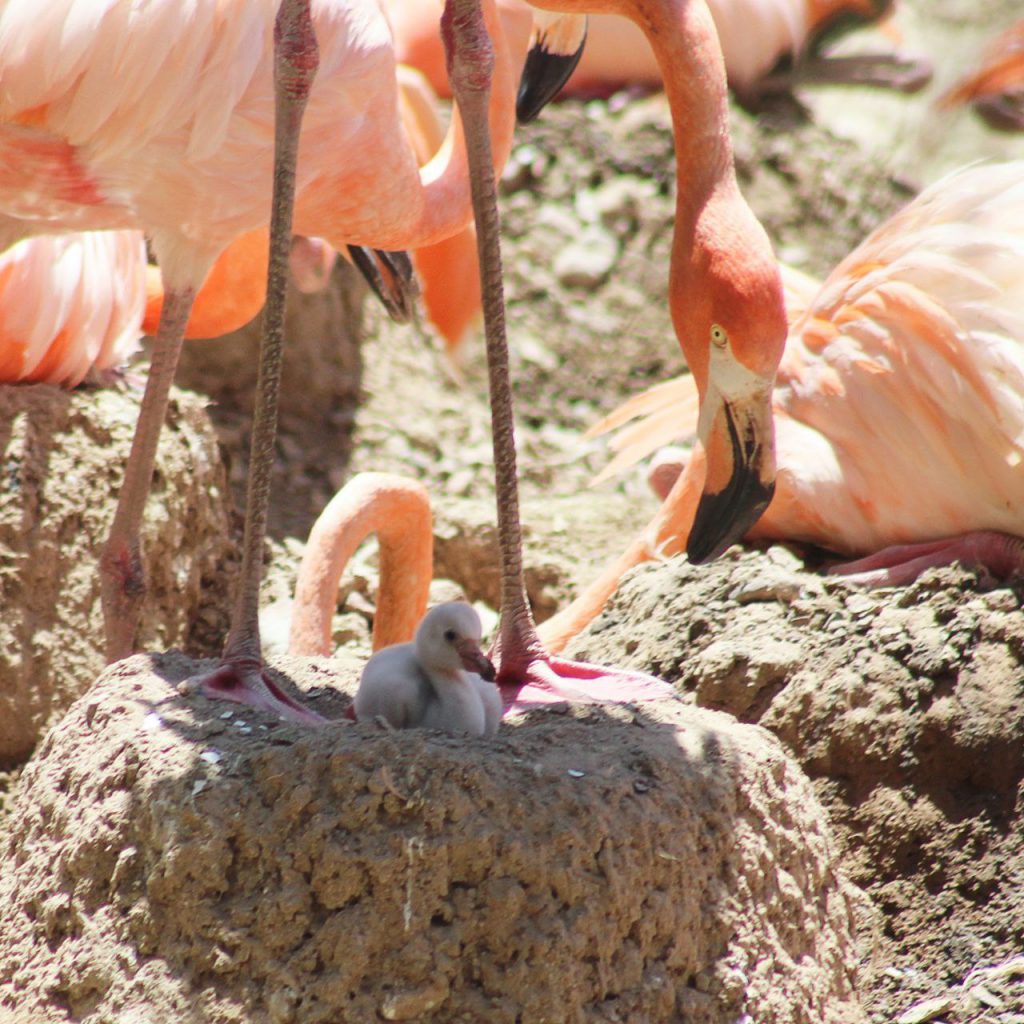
[0,230,146,386]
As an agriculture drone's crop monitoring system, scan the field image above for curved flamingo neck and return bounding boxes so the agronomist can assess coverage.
[299,0,515,254]
[289,473,434,657]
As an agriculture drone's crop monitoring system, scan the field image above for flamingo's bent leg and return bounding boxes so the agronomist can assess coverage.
[830,530,1024,587]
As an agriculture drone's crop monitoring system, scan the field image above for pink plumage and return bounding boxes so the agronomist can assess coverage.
[592,161,1024,559]
[0,231,145,387]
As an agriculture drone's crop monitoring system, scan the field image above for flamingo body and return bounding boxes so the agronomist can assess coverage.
[0,0,511,282]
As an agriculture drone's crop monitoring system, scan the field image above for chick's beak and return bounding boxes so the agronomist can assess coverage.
[516,13,588,124]
[687,385,776,565]
[456,637,497,681]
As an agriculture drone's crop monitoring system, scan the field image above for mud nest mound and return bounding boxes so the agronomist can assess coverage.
[566,547,1024,1014]
[0,384,235,767]
[0,653,865,1024]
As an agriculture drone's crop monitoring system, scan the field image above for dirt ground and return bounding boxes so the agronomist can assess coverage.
[3,0,1024,1021]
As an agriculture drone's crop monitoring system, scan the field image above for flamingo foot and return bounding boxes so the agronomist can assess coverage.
[829,530,1024,588]
[182,660,326,727]
[496,645,675,712]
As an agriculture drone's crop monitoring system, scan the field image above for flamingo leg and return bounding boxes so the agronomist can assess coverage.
[759,52,933,96]
[182,0,324,727]
[442,0,672,712]
[830,530,1024,588]
[101,286,195,663]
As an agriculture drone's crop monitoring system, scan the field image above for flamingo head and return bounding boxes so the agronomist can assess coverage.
[671,208,788,564]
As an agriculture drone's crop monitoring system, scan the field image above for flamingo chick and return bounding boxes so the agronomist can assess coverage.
[356,602,501,736]
[541,160,1024,652]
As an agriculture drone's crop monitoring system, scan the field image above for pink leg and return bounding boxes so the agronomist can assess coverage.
[101,286,195,662]
[183,0,324,727]
[443,0,673,713]
[830,530,1024,588]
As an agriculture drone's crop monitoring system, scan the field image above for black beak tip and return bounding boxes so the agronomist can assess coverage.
[479,657,497,683]
[515,30,588,124]
[686,476,775,566]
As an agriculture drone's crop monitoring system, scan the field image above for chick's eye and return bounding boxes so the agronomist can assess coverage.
[710,324,728,348]
[444,629,457,643]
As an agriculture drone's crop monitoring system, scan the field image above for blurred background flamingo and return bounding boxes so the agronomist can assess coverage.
[383,0,931,108]
[536,160,1024,652]
[937,17,1024,131]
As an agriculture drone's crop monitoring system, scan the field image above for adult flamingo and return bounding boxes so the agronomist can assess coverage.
[535,161,1024,651]
[0,0,517,724]
[436,0,787,705]
[384,0,930,108]
[936,19,1024,132]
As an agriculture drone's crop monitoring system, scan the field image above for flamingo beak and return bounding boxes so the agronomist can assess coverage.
[456,637,497,682]
[686,382,776,565]
[345,245,418,323]
[516,13,588,124]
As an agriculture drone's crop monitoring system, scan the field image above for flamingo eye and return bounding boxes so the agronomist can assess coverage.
[710,324,728,349]
[444,629,457,643]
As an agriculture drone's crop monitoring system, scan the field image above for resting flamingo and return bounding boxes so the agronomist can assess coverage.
[0,0,524,724]
[534,161,1024,652]
[936,19,1024,132]
[384,0,930,108]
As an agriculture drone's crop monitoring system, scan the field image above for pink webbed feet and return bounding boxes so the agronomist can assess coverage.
[494,634,675,713]
[183,659,326,727]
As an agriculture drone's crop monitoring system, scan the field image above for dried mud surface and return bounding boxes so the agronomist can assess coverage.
[0,385,234,768]
[3,1,1024,1020]
[0,654,863,1024]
